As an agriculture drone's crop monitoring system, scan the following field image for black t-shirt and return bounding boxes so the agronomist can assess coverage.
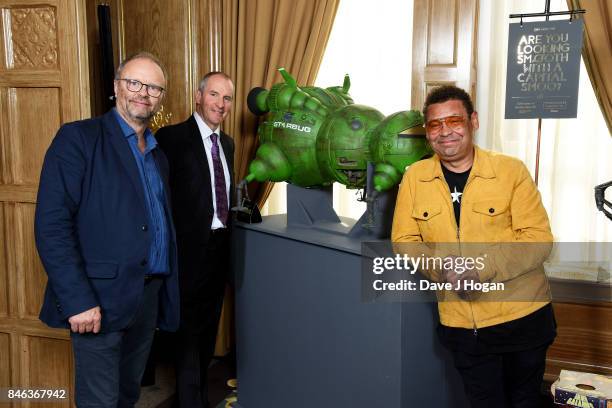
[441,165,471,226]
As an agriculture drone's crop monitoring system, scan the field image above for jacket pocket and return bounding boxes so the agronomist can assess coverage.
[470,198,511,238]
[85,262,118,279]
[412,204,444,240]
[472,198,510,217]
[412,204,442,221]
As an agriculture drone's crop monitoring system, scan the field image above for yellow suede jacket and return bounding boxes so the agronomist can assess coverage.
[391,146,553,329]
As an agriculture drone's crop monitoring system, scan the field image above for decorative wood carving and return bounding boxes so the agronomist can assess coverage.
[5,7,59,69]
[150,104,173,132]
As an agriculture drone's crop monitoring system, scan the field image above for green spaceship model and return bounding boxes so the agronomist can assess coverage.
[245,68,432,192]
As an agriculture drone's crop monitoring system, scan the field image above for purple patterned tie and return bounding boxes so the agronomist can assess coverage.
[210,133,228,225]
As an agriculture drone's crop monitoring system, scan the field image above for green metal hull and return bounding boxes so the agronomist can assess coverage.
[246,69,432,191]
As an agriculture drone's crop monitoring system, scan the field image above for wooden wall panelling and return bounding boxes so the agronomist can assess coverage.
[411,0,478,110]
[545,301,612,380]
[21,335,73,407]
[0,204,7,317]
[5,87,61,185]
[13,203,47,319]
[0,0,88,399]
[0,87,6,185]
[193,0,222,86]
[111,0,223,125]
[0,332,10,386]
[3,203,16,319]
[0,1,86,121]
[57,0,90,122]
[121,0,193,123]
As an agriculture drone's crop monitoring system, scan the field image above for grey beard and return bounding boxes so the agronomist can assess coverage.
[130,109,157,123]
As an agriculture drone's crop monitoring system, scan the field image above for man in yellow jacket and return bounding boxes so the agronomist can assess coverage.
[391,85,556,408]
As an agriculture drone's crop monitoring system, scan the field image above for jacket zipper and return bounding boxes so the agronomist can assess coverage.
[447,175,478,337]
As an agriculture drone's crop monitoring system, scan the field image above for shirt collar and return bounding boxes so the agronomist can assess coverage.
[112,108,156,151]
[419,145,495,181]
[194,111,220,139]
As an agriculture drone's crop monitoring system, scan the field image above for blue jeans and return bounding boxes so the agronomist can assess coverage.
[70,278,162,407]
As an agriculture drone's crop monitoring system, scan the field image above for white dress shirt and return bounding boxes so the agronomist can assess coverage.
[193,112,231,230]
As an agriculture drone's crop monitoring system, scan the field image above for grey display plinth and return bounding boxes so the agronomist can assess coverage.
[233,215,469,408]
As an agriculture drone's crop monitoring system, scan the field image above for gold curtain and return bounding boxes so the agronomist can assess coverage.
[209,0,340,355]
[568,0,612,134]
[221,0,340,205]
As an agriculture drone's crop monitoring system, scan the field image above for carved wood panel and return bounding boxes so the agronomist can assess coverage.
[3,6,59,70]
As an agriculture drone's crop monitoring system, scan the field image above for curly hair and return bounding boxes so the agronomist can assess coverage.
[422,85,474,120]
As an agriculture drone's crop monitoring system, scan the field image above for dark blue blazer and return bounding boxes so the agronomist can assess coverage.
[35,110,180,332]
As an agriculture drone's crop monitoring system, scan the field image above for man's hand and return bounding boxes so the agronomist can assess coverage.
[442,256,462,286]
[443,257,482,300]
[68,306,101,333]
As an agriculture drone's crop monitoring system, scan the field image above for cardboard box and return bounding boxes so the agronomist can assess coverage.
[552,370,612,408]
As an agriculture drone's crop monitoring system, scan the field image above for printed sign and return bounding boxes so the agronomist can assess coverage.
[505,19,583,119]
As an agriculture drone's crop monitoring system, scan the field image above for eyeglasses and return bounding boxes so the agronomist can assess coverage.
[117,78,165,98]
[424,115,467,134]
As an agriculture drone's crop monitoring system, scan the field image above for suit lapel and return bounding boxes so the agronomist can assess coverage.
[186,116,212,189]
[103,110,147,210]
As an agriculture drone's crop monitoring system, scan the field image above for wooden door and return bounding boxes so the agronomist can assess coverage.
[411,0,479,109]
[0,0,88,406]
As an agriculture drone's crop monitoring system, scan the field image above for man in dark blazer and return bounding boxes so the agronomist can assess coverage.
[156,72,235,408]
[35,52,179,407]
